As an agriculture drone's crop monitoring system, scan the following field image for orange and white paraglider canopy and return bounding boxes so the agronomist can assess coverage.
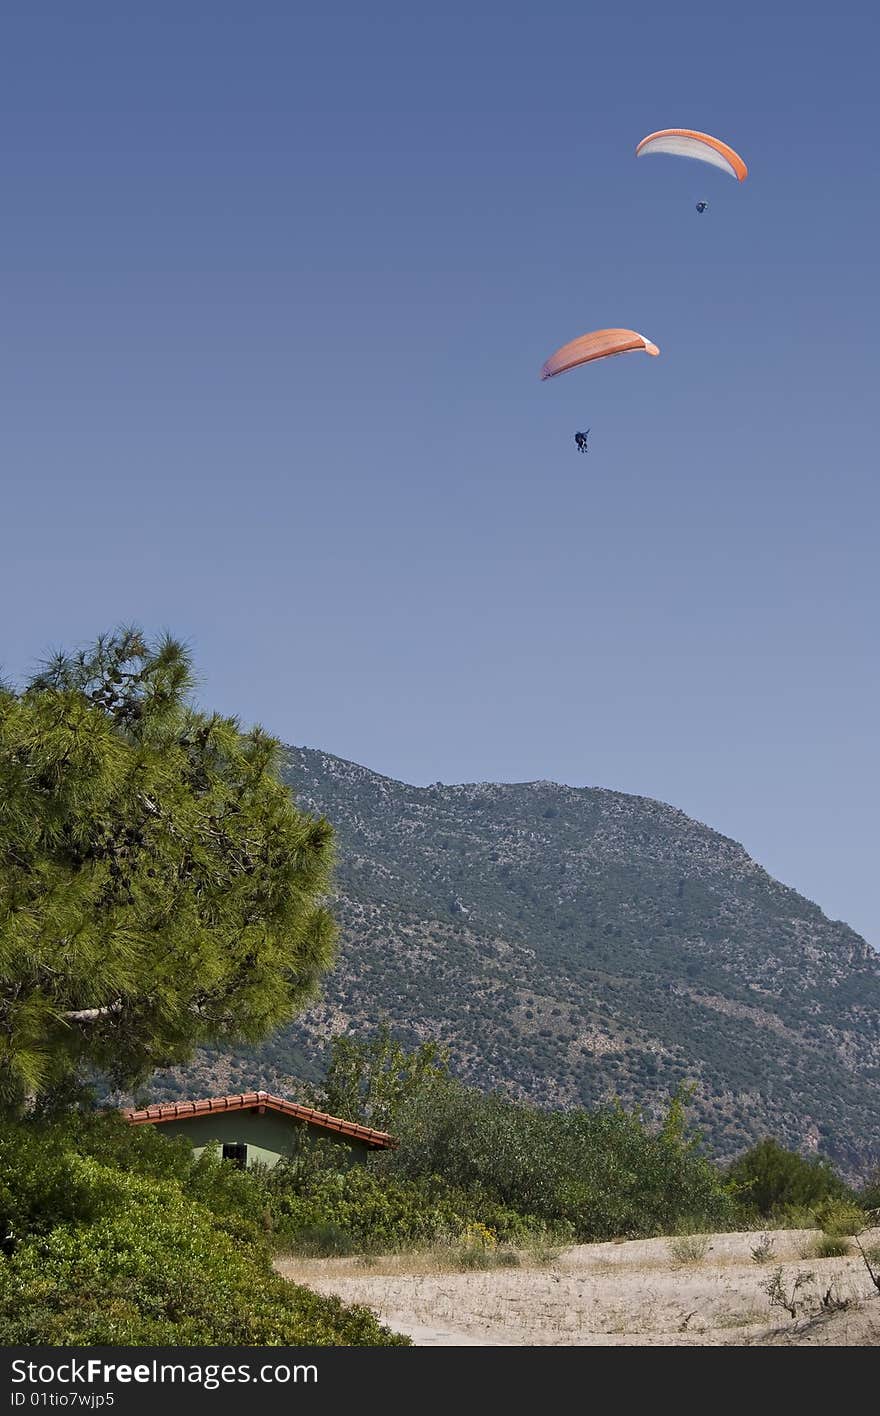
[541,329,660,381]
[636,129,748,182]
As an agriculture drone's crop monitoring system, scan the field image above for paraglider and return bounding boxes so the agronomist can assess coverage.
[635,128,748,181]
[541,328,660,381]
[695,201,708,214]
[541,332,658,455]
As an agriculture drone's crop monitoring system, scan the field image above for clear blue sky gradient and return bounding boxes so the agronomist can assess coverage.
[2,3,878,942]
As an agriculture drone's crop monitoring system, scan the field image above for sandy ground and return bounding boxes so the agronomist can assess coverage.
[275,1228,880,1346]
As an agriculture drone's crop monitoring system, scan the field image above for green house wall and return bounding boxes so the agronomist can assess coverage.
[147,1107,373,1169]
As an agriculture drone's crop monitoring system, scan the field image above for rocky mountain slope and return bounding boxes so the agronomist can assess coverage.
[156,747,880,1175]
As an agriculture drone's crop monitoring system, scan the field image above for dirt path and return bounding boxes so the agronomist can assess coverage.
[275,1228,880,1346]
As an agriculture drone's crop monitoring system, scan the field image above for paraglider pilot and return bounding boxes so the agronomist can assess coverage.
[695,201,708,214]
[574,430,590,454]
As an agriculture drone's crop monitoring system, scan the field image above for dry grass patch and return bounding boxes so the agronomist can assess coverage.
[799,1235,852,1260]
[667,1233,711,1266]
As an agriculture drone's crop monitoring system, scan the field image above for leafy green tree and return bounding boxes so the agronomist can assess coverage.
[726,1138,848,1216]
[315,1022,448,1133]
[0,628,336,1109]
[858,1167,880,1214]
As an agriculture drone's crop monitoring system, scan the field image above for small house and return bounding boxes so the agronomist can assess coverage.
[123,1089,395,1169]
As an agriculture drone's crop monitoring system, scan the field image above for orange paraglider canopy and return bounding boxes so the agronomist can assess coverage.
[636,129,748,182]
[540,329,660,381]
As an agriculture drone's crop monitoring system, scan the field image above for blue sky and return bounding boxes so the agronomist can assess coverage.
[2,2,878,943]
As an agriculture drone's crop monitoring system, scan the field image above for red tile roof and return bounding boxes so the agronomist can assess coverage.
[122,1090,395,1149]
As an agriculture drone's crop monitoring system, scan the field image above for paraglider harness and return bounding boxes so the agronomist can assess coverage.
[574,430,590,454]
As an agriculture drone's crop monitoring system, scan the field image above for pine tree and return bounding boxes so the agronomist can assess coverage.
[0,628,336,1109]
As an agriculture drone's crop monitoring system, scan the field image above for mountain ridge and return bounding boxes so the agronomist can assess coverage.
[153,745,880,1178]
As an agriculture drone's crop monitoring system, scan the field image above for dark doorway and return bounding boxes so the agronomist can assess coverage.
[222,1142,247,1169]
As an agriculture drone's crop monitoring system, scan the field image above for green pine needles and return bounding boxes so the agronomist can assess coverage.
[0,628,336,1109]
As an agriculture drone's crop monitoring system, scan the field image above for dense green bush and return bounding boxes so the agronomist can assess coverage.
[812,1197,868,1237]
[0,1183,405,1345]
[269,1160,540,1255]
[0,1118,405,1346]
[1,1110,269,1245]
[389,1077,735,1241]
[725,1138,850,1218]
